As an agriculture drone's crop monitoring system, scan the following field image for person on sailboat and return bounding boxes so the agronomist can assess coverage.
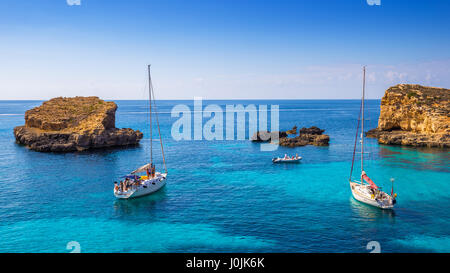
[114,182,119,192]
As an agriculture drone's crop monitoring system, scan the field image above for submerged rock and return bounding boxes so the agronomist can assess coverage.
[251,126,329,147]
[366,84,449,148]
[14,96,143,152]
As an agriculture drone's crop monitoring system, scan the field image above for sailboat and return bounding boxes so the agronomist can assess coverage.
[349,67,397,209]
[114,65,168,199]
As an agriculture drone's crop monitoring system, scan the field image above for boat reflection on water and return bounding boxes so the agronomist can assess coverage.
[349,197,396,222]
[113,187,167,216]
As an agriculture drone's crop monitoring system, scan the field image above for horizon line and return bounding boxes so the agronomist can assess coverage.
[0,98,383,101]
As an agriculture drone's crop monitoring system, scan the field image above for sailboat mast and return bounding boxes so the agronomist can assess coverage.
[361,66,366,183]
[148,64,153,165]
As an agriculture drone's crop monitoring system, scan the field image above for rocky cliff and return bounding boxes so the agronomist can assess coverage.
[366,84,449,148]
[14,96,143,152]
[251,126,330,147]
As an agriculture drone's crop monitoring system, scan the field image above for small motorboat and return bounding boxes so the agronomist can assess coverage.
[272,155,302,163]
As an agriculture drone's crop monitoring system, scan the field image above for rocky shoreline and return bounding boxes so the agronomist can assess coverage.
[14,97,143,152]
[251,126,330,147]
[366,84,449,148]
[366,128,448,148]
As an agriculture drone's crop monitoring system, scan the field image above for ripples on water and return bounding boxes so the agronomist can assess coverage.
[0,100,448,252]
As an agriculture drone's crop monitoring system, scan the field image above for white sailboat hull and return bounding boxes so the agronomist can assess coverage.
[350,182,394,209]
[114,173,167,199]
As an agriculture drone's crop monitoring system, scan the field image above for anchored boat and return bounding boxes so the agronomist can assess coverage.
[272,154,302,163]
[114,65,168,199]
[348,67,397,209]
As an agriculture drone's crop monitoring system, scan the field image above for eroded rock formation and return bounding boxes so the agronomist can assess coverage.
[366,84,449,148]
[14,96,143,152]
[251,126,329,147]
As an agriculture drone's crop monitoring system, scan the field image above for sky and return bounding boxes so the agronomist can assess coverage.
[0,0,449,100]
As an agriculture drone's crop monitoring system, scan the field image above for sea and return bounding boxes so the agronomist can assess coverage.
[0,100,449,253]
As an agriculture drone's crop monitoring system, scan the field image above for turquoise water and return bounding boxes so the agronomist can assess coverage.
[0,100,449,253]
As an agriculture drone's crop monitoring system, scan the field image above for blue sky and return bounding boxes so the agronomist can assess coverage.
[0,0,449,99]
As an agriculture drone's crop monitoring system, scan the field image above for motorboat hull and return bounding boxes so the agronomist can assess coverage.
[114,173,167,199]
[350,181,394,209]
[272,157,302,164]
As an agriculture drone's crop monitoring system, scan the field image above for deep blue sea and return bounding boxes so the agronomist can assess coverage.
[0,100,449,253]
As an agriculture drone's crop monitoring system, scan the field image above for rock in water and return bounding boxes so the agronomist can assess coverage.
[279,126,329,147]
[251,126,329,147]
[298,126,325,135]
[251,131,287,142]
[366,84,449,148]
[14,96,143,152]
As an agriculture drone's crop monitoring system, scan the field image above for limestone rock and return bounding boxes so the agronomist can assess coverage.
[251,131,287,142]
[367,84,449,148]
[298,126,325,135]
[14,96,143,152]
[251,126,329,147]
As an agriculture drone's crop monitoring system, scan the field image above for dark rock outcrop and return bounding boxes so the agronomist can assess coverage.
[14,96,143,152]
[298,126,325,135]
[251,126,329,147]
[251,131,287,142]
[285,126,297,135]
[279,133,330,147]
[366,84,449,148]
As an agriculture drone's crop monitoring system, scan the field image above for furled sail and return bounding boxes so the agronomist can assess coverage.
[131,163,151,174]
[362,171,379,189]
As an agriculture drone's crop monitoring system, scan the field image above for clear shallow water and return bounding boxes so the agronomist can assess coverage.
[0,100,448,253]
